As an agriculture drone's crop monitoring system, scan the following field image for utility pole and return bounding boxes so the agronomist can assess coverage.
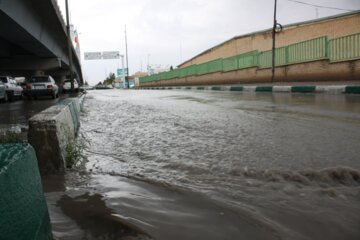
[125,25,129,88]
[271,0,277,83]
[65,0,74,92]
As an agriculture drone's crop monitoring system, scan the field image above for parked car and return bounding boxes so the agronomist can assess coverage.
[0,76,23,101]
[25,75,59,99]
[62,79,79,93]
[0,81,7,102]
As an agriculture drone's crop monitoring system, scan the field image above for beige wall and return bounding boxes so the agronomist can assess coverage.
[180,13,360,68]
[141,59,360,87]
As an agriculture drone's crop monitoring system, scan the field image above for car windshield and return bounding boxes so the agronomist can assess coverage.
[29,77,50,83]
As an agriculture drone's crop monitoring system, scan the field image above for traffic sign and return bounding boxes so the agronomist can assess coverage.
[117,68,128,76]
[84,52,102,60]
[102,51,120,59]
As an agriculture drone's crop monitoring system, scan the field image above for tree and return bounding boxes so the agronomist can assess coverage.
[103,72,115,86]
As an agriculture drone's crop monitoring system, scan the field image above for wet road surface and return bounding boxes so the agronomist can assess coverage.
[0,93,81,140]
[45,89,360,240]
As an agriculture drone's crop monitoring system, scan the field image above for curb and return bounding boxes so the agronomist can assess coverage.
[141,85,360,94]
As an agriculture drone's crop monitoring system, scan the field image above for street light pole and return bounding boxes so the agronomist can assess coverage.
[65,0,74,92]
[271,0,277,83]
[125,25,129,88]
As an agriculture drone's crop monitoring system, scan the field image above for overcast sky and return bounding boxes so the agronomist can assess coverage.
[57,0,360,85]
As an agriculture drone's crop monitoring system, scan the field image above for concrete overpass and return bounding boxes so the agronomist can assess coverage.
[0,0,83,84]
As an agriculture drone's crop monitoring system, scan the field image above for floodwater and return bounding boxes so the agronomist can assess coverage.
[45,89,360,240]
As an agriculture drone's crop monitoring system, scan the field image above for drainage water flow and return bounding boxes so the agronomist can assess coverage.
[45,90,360,240]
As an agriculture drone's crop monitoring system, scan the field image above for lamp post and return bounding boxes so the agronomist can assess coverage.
[125,25,129,88]
[65,0,74,92]
[271,0,277,83]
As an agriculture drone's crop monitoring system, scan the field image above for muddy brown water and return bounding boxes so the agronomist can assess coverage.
[44,90,360,240]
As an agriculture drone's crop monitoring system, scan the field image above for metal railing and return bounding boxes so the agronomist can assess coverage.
[140,33,360,83]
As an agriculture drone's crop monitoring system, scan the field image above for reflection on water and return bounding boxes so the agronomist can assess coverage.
[46,90,360,240]
[57,193,152,240]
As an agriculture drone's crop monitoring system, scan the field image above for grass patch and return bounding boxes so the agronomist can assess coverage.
[66,136,88,168]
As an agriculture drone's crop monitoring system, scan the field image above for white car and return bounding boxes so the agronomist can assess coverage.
[26,75,59,99]
[62,79,79,93]
[0,76,23,101]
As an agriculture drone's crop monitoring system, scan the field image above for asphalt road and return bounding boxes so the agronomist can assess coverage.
[0,93,80,139]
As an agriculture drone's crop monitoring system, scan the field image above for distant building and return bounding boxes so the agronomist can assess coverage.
[140,11,360,86]
[147,65,171,75]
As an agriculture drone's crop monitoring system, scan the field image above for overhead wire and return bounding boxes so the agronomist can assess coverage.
[285,0,355,12]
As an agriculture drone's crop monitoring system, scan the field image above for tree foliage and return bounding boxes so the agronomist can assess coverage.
[103,72,115,86]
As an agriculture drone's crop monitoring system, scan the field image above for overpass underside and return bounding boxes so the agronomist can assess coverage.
[0,0,82,83]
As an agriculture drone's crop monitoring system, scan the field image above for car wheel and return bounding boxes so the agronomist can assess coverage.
[52,92,56,99]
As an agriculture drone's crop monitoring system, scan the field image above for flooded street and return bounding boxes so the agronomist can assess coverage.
[46,89,360,240]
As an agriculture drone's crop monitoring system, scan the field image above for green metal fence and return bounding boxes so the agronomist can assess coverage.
[140,33,360,83]
[207,59,223,73]
[287,36,328,64]
[196,62,208,75]
[329,33,360,62]
[237,50,259,69]
[223,56,238,72]
[258,47,286,69]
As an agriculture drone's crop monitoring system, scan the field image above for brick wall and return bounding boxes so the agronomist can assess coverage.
[180,13,360,68]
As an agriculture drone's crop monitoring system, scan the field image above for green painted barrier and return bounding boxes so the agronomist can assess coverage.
[291,86,316,93]
[58,99,80,135]
[0,144,52,240]
[345,86,360,94]
[255,86,273,92]
[230,86,244,91]
[197,87,205,90]
[211,86,222,91]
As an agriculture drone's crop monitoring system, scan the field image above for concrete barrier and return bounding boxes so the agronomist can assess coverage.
[345,86,360,94]
[291,86,316,93]
[255,86,273,92]
[28,96,84,175]
[272,86,292,93]
[316,85,346,94]
[143,85,360,95]
[0,144,52,240]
